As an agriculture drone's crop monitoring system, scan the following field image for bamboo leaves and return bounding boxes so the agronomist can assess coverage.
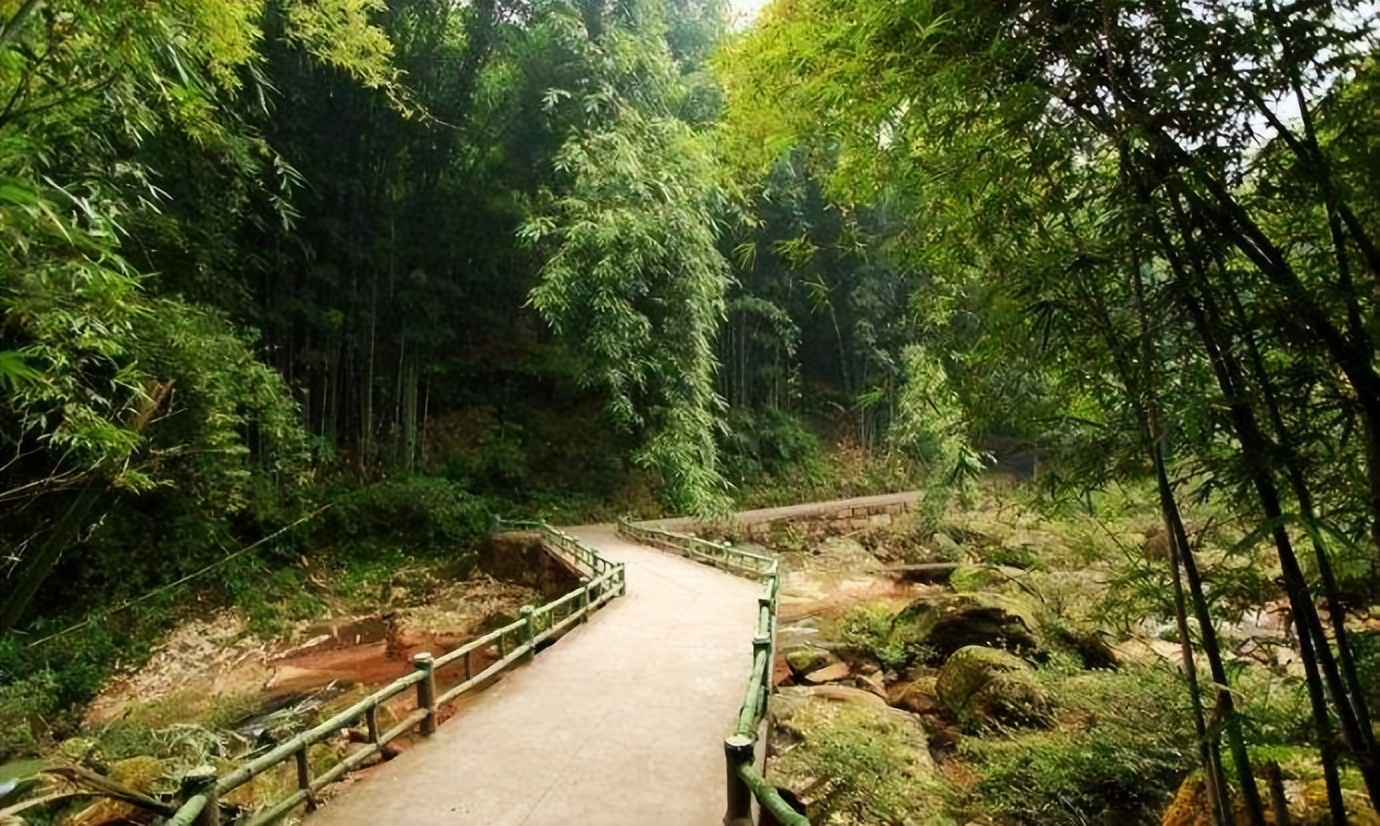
[526,111,731,515]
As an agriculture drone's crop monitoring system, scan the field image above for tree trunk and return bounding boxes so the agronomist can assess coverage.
[403,358,419,471]
[1177,276,1380,805]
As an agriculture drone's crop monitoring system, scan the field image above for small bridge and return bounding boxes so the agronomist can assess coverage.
[166,494,917,826]
[307,524,760,825]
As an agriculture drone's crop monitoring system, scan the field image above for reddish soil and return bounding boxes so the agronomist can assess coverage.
[86,577,536,727]
[265,618,487,696]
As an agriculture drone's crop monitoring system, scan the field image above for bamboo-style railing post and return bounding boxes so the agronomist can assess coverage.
[723,735,755,826]
[295,747,317,811]
[413,652,437,736]
[754,634,772,717]
[579,577,591,622]
[181,765,220,826]
[365,704,380,747]
[521,605,536,658]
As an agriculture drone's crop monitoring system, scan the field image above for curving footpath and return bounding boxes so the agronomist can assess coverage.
[306,524,761,826]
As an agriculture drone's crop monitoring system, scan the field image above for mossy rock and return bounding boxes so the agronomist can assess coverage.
[766,693,940,825]
[936,645,1050,728]
[785,646,837,677]
[949,563,1002,592]
[109,755,166,794]
[896,593,1042,662]
[1048,624,1119,670]
[888,676,942,716]
[930,531,962,558]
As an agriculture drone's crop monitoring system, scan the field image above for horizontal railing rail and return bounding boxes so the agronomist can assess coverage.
[616,519,776,580]
[615,519,808,826]
[166,522,625,826]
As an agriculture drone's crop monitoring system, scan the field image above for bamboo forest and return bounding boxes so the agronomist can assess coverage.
[2,0,1380,824]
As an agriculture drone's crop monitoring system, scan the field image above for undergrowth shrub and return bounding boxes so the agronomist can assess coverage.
[0,668,60,761]
[0,620,133,760]
[720,409,830,491]
[323,476,490,555]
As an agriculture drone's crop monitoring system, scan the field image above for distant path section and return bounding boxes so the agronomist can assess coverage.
[306,525,760,826]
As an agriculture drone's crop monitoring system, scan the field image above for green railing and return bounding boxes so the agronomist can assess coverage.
[616,519,809,826]
[166,522,625,826]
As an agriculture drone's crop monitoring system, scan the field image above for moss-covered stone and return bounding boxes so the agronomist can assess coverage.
[936,645,1050,728]
[895,593,1042,662]
[784,646,837,677]
[887,676,942,716]
[766,692,942,825]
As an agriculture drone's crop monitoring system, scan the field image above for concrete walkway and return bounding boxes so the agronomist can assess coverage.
[307,524,761,826]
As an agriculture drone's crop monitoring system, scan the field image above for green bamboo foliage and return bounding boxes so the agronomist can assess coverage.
[719,0,1380,812]
[524,111,732,515]
[521,0,735,515]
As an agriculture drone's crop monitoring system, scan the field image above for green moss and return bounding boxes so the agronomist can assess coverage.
[936,645,1050,729]
[832,603,932,671]
[771,702,950,825]
[952,663,1194,824]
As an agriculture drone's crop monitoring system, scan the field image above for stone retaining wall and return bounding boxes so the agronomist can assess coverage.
[735,497,916,539]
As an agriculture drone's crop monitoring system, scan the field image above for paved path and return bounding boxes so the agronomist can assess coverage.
[307,525,761,826]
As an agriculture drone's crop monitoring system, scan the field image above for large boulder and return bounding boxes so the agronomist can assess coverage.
[935,645,1050,728]
[766,684,938,825]
[770,685,893,739]
[896,593,1041,662]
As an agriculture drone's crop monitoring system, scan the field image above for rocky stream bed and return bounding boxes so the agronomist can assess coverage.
[736,500,1379,826]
